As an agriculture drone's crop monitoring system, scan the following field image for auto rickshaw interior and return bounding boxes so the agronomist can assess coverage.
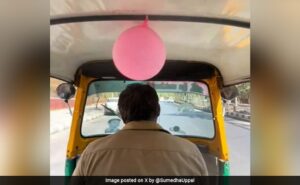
[56,60,240,176]
[51,1,250,177]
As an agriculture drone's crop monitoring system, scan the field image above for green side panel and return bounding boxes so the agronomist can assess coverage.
[222,161,230,176]
[64,159,77,185]
[65,158,76,176]
[218,161,230,185]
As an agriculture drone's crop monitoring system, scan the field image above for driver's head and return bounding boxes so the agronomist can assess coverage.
[118,84,160,123]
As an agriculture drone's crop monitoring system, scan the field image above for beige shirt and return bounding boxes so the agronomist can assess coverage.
[73,121,208,176]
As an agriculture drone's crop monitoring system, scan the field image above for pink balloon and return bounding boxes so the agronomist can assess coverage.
[112,21,166,80]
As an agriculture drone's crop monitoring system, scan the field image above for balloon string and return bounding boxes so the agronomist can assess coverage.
[143,15,149,26]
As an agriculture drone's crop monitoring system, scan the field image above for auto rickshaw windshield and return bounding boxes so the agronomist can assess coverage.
[81,80,215,139]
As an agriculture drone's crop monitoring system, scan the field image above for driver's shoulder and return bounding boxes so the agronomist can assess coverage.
[83,135,115,154]
[166,134,200,153]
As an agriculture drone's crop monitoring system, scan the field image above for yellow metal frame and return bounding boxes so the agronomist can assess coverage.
[66,72,229,162]
[66,75,95,159]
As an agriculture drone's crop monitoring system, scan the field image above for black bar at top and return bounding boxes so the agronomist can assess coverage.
[50,14,250,28]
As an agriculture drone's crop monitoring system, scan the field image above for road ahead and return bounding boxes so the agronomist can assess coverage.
[224,117,250,175]
[50,102,250,175]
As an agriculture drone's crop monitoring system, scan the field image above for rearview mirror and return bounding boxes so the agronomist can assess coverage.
[56,83,76,101]
[221,86,239,100]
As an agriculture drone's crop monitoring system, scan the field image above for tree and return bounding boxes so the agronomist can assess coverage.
[236,82,250,103]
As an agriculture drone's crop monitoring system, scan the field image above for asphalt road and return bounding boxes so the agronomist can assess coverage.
[224,117,250,175]
[50,102,250,175]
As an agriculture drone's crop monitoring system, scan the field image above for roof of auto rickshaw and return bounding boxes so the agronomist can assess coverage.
[50,0,250,86]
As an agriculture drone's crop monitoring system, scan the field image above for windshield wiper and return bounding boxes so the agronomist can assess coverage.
[101,104,121,118]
